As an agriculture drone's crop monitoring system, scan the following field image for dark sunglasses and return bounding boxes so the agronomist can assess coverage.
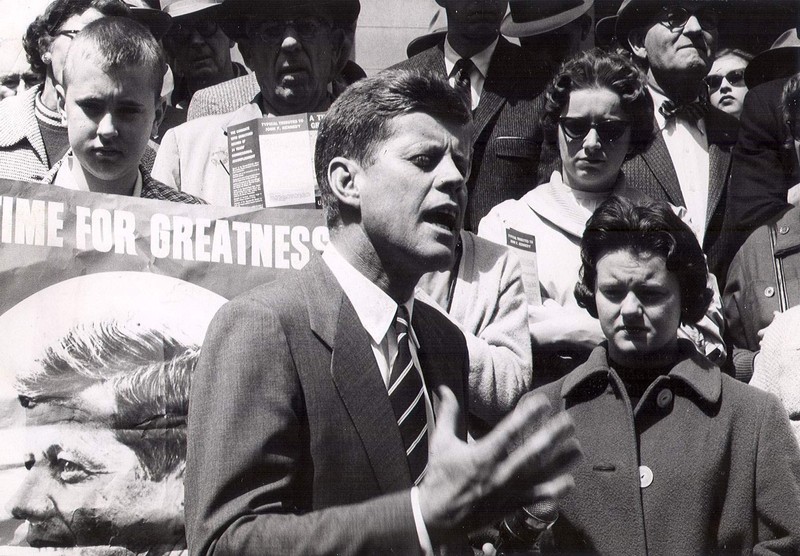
[250,17,330,45]
[165,19,218,43]
[703,69,746,91]
[559,117,630,143]
[655,6,719,32]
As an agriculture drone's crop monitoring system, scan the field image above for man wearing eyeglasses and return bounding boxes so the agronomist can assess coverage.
[157,0,245,138]
[152,0,358,206]
[614,0,739,284]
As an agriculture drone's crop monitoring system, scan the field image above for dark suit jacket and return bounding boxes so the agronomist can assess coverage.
[621,105,740,280]
[391,37,549,231]
[725,78,798,269]
[186,256,470,556]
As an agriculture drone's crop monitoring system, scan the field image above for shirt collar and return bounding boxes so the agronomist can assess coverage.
[443,36,498,80]
[322,242,414,346]
[561,340,722,406]
[54,152,143,197]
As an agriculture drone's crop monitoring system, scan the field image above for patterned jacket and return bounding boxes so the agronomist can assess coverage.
[42,154,207,204]
[0,85,51,182]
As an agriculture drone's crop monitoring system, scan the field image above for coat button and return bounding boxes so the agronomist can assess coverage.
[639,465,653,488]
[656,388,673,409]
[764,287,775,298]
[779,226,790,234]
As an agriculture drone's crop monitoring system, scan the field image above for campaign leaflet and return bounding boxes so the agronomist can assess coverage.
[227,112,325,209]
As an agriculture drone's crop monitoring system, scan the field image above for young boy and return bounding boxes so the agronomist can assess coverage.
[46,16,204,204]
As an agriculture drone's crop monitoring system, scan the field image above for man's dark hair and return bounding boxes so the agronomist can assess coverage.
[17,320,198,481]
[314,69,472,228]
[574,195,712,324]
[542,48,654,157]
[23,0,131,78]
[63,16,166,102]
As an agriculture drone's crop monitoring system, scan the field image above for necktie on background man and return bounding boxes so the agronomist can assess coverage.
[452,57,475,106]
[388,305,428,485]
[659,98,709,124]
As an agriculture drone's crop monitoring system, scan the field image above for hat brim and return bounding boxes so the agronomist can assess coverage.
[220,0,360,41]
[406,29,446,58]
[131,8,173,40]
[165,1,220,19]
[745,48,800,89]
[501,0,593,38]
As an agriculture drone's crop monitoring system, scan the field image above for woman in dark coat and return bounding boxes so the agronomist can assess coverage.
[525,196,800,555]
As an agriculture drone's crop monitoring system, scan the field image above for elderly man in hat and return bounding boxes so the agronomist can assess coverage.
[155,0,246,138]
[613,0,739,283]
[392,0,550,231]
[151,0,358,206]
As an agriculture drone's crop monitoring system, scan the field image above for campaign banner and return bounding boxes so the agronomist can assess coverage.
[0,179,328,555]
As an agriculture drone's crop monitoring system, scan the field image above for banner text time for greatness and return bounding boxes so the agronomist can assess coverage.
[0,196,329,269]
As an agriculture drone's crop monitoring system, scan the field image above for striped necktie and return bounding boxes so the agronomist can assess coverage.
[388,305,428,485]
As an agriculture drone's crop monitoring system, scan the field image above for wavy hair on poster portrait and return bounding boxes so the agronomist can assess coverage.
[17,319,199,481]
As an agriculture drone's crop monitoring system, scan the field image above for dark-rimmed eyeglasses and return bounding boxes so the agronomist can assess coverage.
[703,69,746,91]
[165,20,219,44]
[249,17,331,45]
[655,6,719,32]
[559,117,630,143]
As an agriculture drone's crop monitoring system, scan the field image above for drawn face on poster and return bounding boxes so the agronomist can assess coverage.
[0,272,226,553]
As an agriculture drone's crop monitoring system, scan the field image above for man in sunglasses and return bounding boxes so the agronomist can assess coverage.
[152,0,358,206]
[155,0,245,139]
[614,0,740,284]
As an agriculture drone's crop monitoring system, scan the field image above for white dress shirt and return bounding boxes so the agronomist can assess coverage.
[322,243,436,554]
[650,86,709,244]
[444,37,498,110]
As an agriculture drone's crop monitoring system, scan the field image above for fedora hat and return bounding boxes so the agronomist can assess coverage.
[220,0,360,41]
[745,28,800,88]
[161,0,222,19]
[501,0,593,38]
[123,1,173,39]
[406,27,447,58]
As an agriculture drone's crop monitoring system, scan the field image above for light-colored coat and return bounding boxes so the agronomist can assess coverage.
[152,101,262,206]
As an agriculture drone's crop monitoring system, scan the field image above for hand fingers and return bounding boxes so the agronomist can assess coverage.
[492,411,579,489]
[432,385,460,441]
[530,473,576,501]
[480,393,551,461]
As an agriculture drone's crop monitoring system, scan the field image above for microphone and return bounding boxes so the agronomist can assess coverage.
[494,498,558,554]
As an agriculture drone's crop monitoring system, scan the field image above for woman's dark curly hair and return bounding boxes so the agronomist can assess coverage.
[574,195,712,325]
[23,0,130,79]
[541,48,654,158]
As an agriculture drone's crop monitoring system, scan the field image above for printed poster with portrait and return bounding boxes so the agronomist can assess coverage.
[0,179,328,555]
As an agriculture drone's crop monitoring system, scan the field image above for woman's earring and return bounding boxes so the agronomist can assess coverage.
[42,52,52,64]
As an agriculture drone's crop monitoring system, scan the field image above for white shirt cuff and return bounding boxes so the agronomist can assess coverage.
[411,486,434,555]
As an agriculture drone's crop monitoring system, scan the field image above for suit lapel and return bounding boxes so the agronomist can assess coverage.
[641,129,685,206]
[706,143,730,228]
[303,258,412,492]
[472,39,511,144]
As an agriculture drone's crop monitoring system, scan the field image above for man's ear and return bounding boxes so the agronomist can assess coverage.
[330,28,348,78]
[628,29,648,62]
[56,83,66,120]
[237,40,253,70]
[328,156,361,211]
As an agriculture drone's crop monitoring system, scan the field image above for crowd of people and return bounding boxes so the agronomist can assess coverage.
[5,0,800,554]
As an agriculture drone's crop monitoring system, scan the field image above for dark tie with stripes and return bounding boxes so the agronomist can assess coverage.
[388,305,428,485]
[659,98,709,125]
[452,57,474,105]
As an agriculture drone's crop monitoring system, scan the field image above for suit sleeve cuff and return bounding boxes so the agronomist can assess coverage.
[411,486,434,555]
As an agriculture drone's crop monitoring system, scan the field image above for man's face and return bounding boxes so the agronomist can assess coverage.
[61,59,160,190]
[8,422,182,549]
[163,12,233,92]
[355,112,470,279]
[244,11,340,115]
[630,3,718,80]
[441,0,508,43]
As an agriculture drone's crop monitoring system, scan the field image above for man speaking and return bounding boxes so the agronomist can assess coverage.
[185,69,581,555]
